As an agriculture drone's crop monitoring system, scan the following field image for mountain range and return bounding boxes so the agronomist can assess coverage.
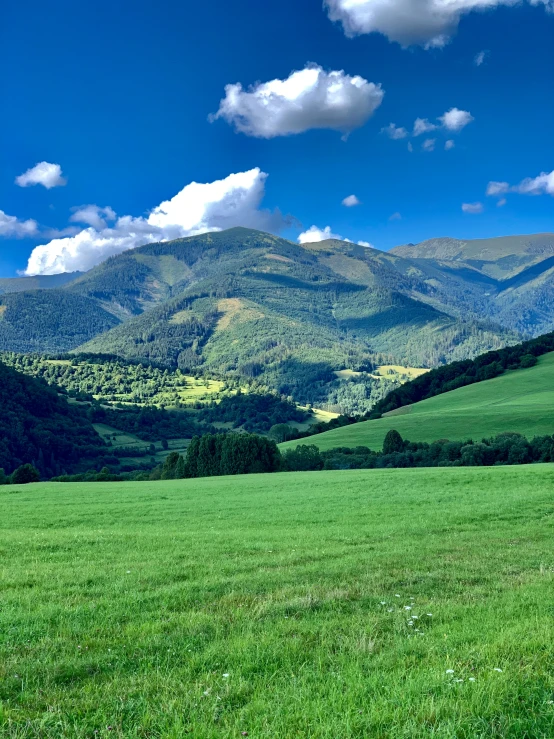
[1,228,552,404]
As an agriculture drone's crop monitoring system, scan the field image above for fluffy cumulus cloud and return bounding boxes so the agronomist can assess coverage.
[444,139,455,150]
[439,108,474,131]
[462,202,484,213]
[24,169,292,275]
[210,64,384,138]
[0,210,38,237]
[381,123,408,139]
[413,118,437,136]
[342,194,361,206]
[298,225,343,243]
[324,0,552,48]
[486,171,554,200]
[422,138,436,152]
[297,224,373,247]
[15,162,67,189]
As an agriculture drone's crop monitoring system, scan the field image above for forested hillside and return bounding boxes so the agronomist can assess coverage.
[0,229,519,409]
[0,360,106,476]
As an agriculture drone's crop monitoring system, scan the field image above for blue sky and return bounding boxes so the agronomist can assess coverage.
[1,0,553,276]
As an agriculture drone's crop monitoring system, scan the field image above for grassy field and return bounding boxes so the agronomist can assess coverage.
[1,466,553,737]
[281,352,554,452]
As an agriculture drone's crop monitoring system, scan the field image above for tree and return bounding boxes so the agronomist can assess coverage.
[161,452,181,480]
[383,430,404,455]
[11,464,40,485]
[282,445,323,472]
[268,424,295,443]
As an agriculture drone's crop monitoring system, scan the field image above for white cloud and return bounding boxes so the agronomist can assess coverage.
[497,198,507,207]
[462,202,484,213]
[474,50,487,66]
[407,142,414,152]
[444,139,455,150]
[0,210,38,238]
[298,225,343,243]
[211,64,384,138]
[15,162,67,189]
[70,205,117,230]
[297,225,371,246]
[24,168,292,275]
[486,181,510,196]
[439,108,474,132]
[381,123,408,139]
[342,194,361,207]
[422,138,436,152]
[413,118,437,136]
[389,212,402,221]
[324,0,552,48]
[514,170,554,196]
[486,171,554,200]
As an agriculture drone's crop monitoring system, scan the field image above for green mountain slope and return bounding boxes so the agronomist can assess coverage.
[76,230,512,404]
[0,360,105,475]
[0,271,82,294]
[0,228,537,407]
[281,351,554,451]
[391,233,554,334]
[0,290,119,353]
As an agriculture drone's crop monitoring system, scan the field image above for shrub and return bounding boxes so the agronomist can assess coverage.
[11,464,40,485]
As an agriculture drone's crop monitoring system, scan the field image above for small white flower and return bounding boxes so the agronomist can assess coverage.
[404,606,412,611]
[126,570,131,574]
[426,613,433,617]
[394,594,400,598]
[387,608,394,612]
[455,678,464,683]
[493,668,503,673]
[412,615,419,620]
[222,673,230,678]
[408,621,414,626]
[380,601,386,605]
[446,669,455,674]
[469,678,476,682]
[203,689,211,696]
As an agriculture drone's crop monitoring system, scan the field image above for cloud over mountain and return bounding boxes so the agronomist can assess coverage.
[211,64,384,138]
[24,169,292,275]
[325,0,552,48]
[15,162,67,189]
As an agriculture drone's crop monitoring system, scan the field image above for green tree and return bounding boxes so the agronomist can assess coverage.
[11,464,40,485]
[383,430,404,455]
[283,445,323,472]
[161,452,181,480]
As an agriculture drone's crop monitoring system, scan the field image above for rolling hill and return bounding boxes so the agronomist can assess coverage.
[280,350,554,451]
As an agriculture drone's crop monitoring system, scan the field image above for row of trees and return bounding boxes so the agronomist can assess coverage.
[283,429,554,471]
[153,433,282,480]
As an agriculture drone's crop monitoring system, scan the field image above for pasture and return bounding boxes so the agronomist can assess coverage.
[281,352,554,452]
[1,466,553,736]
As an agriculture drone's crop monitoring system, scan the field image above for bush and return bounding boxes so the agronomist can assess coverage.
[11,464,40,485]
[282,445,324,472]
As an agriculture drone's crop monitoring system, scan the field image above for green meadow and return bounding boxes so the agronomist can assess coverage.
[1,466,553,737]
[281,351,554,452]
